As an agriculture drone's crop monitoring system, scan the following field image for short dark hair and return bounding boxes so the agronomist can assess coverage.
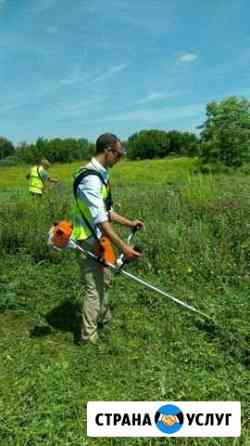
[95,133,120,154]
[40,159,50,168]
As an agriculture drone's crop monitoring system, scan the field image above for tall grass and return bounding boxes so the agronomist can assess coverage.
[0,157,197,189]
[0,158,249,446]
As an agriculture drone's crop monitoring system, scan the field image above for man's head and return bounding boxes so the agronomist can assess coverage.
[95,133,126,167]
[40,159,51,169]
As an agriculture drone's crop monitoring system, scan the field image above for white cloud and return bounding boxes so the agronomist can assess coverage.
[110,64,128,74]
[59,63,127,86]
[92,64,128,83]
[60,75,85,86]
[57,97,108,117]
[177,53,198,63]
[136,90,184,105]
[101,103,203,124]
[60,65,90,86]
[137,92,165,104]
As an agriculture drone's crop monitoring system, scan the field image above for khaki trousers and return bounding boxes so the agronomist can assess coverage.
[79,244,112,341]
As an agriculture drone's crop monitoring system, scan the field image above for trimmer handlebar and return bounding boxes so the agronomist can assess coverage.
[132,225,140,233]
[115,227,142,272]
[127,224,141,244]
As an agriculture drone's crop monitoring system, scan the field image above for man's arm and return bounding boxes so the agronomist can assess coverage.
[48,176,59,183]
[109,210,144,230]
[39,167,58,184]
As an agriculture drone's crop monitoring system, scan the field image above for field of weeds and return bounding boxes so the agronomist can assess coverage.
[0,158,249,446]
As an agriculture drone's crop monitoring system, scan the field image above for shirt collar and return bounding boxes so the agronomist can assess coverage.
[90,157,108,176]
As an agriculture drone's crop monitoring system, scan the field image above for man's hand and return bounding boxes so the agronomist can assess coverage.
[131,220,145,230]
[48,176,59,183]
[122,244,141,261]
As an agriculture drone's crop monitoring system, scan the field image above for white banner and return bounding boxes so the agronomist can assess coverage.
[87,401,241,437]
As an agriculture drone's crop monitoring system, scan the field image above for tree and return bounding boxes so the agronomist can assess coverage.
[127,130,170,160]
[0,137,15,159]
[200,96,250,168]
[180,132,200,157]
[167,130,200,157]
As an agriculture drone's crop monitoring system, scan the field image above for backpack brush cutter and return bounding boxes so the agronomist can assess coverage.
[47,221,250,366]
[48,220,213,321]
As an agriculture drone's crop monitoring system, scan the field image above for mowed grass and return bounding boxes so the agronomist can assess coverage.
[0,158,249,446]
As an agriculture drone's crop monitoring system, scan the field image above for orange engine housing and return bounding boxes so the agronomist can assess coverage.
[95,236,116,264]
[51,220,73,248]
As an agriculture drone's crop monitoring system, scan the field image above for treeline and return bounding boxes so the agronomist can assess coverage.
[0,131,199,166]
[0,137,95,166]
[1,96,250,169]
[127,96,250,169]
[127,129,199,159]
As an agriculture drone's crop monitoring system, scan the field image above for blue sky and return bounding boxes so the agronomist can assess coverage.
[0,0,250,144]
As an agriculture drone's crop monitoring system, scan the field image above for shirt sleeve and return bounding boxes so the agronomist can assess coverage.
[77,174,109,225]
[39,167,49,182]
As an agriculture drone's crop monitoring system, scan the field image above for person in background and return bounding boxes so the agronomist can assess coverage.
[28,159,58,197]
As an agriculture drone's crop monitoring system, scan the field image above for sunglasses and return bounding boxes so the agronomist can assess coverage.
[108,146,126,157]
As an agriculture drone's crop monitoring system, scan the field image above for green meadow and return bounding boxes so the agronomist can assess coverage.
[0,158,249,446]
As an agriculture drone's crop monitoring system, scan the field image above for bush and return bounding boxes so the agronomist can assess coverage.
[0,156,19,167]
[200,96,250,168]
[0,137,15,160]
